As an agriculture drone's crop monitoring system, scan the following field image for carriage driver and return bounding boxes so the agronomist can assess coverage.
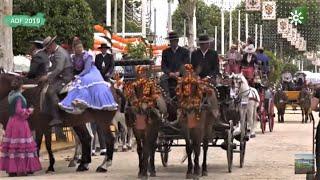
[39,36,74,126]
[160,31,190,97]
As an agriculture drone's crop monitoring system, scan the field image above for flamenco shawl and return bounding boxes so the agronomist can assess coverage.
[8,91,27,117]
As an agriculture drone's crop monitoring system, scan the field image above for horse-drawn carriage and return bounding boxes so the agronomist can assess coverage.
[115,60,250,174]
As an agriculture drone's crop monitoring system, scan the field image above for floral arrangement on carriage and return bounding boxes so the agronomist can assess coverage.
[175,64,213,122]
[123,66,162,111]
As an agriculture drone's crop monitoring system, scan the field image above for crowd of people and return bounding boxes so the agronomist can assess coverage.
[0,31,271,177]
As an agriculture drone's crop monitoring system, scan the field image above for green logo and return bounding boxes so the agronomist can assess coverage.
[4,13,46,28]
[289,6,308,26]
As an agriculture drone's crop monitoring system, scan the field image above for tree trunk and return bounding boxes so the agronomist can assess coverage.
[187,15,194,48]
[0,0,14,71]
[179,0,197,49]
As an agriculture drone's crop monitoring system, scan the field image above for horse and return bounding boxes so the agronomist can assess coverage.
[231,73,260,138]
[274,89,288,123]
[0,72,118,173]
[298,87,314,123]
[175,66,219,179]
[124,74,167,179]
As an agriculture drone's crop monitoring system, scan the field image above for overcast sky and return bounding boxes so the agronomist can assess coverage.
[150,0,242,37]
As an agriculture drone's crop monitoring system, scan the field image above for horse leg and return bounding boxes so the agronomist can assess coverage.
[135,132,144,178]
[35,129,43,157]
[73,125,92,172]
[202,138,209,176]
[147,125,158,177]
[120,117,128,151]
[185,138,193,179]
[69,129,81,167]
[192,129,201,179]
[310,112,314,123]
[301,109,305,123]
[316,122,320,177]
[43,128,55,173]
[127,127,134,150]
[277,111,281,123]
[305,110,309,123]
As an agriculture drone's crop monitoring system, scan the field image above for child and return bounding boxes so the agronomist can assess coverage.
[0,78,41,176]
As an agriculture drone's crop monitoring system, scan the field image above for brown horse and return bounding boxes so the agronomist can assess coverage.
[274,89,288,123]
[298,88,314,123]
[124,74,167,179]
[0,73,117,173]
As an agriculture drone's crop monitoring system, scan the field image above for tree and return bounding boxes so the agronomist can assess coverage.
[265,50,281,85]
[0,0,14,71]
[12,0,94,54]
[177,0,198,48]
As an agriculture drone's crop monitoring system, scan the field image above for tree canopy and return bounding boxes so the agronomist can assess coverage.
[13,0,94,54]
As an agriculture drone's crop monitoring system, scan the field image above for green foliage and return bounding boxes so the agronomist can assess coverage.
[282,63,299,75]
[13,0,94,54]
[265,50,282,85]
[173,0,220,37]
[127,42,147,59]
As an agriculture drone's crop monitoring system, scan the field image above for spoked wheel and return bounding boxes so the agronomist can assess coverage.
[227,121,234,173]
[240,118,248,168]
[268,99,275,132]
[158,139,171,167]
[260,107,267,134]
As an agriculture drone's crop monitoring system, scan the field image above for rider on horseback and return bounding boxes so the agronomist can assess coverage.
[40,36,74,126]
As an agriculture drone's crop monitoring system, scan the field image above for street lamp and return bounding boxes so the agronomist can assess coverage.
[146,33,155,59]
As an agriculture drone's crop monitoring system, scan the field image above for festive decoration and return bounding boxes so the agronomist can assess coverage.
[245,0,261,11]
[175,64,213,121]
[262,1,277,20]
[277,18,289,34]
[289,6,308,26]
[124,66,161,110]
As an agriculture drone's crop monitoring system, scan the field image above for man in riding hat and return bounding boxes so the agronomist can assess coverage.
[95,43,114,80]
[191,34,220,78]
[27,40,49,79]
[39,36,73,126]
[160,31,190,97]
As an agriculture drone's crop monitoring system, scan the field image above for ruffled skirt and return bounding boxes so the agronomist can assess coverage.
[0,116,42,174]
[59,66,118,114]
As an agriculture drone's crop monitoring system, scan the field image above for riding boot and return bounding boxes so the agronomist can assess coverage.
[49,107,63,126]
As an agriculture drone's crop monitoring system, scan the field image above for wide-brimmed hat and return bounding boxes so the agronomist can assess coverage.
[244,44,256,54]
[98,43,111,49]
[196,34,213,44]
[165,31,179,40]
[42,36,57,49]
[30,40,44,48]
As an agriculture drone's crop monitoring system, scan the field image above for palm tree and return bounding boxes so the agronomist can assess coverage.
[0,0,14,71]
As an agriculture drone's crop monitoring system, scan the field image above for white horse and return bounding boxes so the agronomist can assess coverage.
[231,73,260,138]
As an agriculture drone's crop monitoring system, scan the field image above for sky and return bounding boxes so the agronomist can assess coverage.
[150,0,242,38]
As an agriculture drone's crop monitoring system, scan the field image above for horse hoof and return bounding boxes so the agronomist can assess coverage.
[96,166,107,173]
[186,173,193,179]
[76,165,89,172]
[149,171,156,177]
[202,171,208,176]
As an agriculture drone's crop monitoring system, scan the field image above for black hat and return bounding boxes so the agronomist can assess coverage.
[196,34,213,44]
[98,43,111,49]
[30,40,44,48]
[165,31,179,40]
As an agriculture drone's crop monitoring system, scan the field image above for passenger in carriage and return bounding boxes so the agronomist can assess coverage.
[256,47,270,77]
[225,44,242,74]
[58,38,118,114]
[191,34,220,78]
[160,31,190,97]
[241,44,258,68]
[27,40,49,79]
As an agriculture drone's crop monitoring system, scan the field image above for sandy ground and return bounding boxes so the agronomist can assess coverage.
[0,111,316,180]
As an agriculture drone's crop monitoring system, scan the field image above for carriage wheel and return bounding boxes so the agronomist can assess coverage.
[161,151,169,167]
[268,99,275,132]
[260,108,267,134]
[240,118,248,168]
[227,121,234,173]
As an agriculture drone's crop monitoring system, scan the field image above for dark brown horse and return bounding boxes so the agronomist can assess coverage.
[298,88,314,123]
[124,77,167,179]
[0,73,117,173]
[274,89,288,123]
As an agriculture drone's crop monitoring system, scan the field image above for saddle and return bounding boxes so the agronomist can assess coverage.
[40,82,72,111]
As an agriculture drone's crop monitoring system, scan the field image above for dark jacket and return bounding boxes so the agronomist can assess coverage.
[27,50,49,79]
[241,53,258,68]
[95,53,114,77]
[161,46,190,75]
[191,48,220,78]
[48,46,73,83]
